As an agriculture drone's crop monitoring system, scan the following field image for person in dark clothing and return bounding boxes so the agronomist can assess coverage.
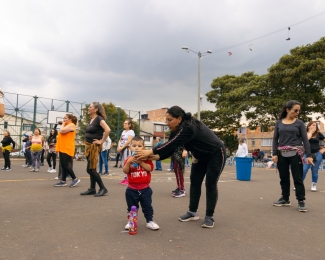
[47,127,58,173]
[272,100,313,212]
[136,106,226,228]
[80,102,111,197]
[302,121,325,192]
[1,130,16,171]
[24,135,32,167]
[113,152,120,167]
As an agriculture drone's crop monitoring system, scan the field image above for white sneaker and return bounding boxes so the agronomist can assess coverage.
[21,164,27,167]
[146,221,159,230]
[311,182,317,192]
[30,168,35,172]
[125,222,130,230]
[54,177,59,180]
[47,167,52,173]
[50,169,57,173]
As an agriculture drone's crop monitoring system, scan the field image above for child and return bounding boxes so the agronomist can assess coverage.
[123,136,159,230]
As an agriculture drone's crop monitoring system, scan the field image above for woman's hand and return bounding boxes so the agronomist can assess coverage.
[306,157,314,166]
[117,147,122,152]
[92,139,102,145]
[272,155,278,164]
[136,149,152,160]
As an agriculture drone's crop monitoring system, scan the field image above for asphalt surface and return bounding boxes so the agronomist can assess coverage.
[1,159,325,260]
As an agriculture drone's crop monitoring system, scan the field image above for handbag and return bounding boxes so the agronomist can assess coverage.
[280,150,297,157]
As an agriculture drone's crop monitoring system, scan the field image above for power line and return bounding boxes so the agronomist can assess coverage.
[211,10,325,54]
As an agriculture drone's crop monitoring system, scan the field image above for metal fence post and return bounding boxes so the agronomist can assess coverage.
[32,96,38,131]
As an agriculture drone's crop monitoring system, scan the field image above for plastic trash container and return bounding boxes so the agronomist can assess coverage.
[235,157,253,181]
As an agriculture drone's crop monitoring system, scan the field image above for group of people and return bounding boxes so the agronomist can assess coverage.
[1,99,323,230]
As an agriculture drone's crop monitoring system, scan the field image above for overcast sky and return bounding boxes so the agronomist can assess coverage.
[1,0,325,117]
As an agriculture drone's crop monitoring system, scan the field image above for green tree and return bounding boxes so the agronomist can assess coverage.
[206,37,325,129]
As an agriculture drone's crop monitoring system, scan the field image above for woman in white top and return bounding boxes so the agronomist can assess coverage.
[117,119,135,185]
[236,138,248,157]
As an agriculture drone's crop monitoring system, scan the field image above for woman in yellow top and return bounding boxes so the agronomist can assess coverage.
[30,128,44,172]
[54,114,80,187]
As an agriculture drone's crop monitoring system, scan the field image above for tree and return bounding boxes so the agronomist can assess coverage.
[206,37,325,129]
[79,102,139,143]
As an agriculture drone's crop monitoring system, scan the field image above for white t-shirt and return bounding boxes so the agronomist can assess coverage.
[119,130,135,147]
[102,136,112,151]
[236,143,248,157]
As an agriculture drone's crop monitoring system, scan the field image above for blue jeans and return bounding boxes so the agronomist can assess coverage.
[99,150,108,173]
[303,152,322,183]
[31,150,42,169]
[155,160,162,170]
[185,156,190,167]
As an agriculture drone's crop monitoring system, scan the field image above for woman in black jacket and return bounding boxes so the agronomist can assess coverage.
[1,130,15,171]
[136,106,226,228]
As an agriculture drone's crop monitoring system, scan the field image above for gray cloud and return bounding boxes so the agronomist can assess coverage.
[1,0,325,115]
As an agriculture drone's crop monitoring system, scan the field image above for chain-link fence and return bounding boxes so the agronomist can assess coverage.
[0,92,84,157]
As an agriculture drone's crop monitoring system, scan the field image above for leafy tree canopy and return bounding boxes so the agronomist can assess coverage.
[206,37,325,130]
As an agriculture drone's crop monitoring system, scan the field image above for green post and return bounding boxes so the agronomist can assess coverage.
[66,100,70,112]
[32,96,38,131]
[116,106,121,141]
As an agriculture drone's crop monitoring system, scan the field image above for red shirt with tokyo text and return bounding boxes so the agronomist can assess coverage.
[124,157,154,190]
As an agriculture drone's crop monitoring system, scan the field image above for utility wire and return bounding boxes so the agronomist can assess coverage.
[211,10,325,54]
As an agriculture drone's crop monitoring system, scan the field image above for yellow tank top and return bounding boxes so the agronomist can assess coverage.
[56,123,76,157]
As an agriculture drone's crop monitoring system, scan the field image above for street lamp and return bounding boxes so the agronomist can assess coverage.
[182,46,212,121]
[115,106,121,141]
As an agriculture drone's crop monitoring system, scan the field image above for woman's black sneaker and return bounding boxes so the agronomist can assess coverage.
[80,188,96,195]
[273,197,291,206]
[202,216,214,228]
[298,201,307,212]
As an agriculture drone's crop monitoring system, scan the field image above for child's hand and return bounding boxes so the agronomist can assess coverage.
[127,156,136,165]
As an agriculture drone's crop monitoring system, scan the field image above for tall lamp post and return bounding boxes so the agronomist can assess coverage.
[181,46,212,121]
[115,106,121,142]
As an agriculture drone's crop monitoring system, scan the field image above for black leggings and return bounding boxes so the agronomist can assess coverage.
[59,152,76,181]
[47,152,57,169]
[189,147,226,217]
[3,150,11,168]
[86,156,106,189]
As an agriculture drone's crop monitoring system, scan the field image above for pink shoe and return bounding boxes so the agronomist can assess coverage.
[119,179,128,185]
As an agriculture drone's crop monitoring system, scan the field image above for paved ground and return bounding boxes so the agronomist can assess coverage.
[1,160,325,260]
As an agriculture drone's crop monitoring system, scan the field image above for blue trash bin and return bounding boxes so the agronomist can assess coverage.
[235,157,253,181]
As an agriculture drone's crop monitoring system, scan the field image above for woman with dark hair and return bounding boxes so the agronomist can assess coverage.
[272,100,313,212]
[30,128,44,172]
[80,102,111,197]
[136,106,226,228]
[302,121,324,192]
[1,130,15,171]
[47,128,58,173]
[117,119,135,185]
[54,114,80,187]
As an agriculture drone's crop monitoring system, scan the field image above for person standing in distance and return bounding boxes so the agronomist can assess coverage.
[272,100,313,212]
[154,137,162,171]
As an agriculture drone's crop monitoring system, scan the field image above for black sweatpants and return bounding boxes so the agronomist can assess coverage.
[277,153,305,201]
[86,156,106,189]
[189,147,226,217]
[25,150,32,166]
[47,152,57,169]
[125,187,153,222]
[59,152,76,181]
[3,150,11,168]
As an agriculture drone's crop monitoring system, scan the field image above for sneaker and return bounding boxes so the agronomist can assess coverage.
[119,165,122,168]
[54,177,59,180]
[5,167,11,171]
[125,222,130,230]
[113,165,118,168]
[40,163,44,166]
[98,172,103,175]
[1,167,5,170]
[103,172,109,176]
[47,167,52,172]
[35,169,39,172]
[119,179,128,185]
[179,211,199,222]
[54,181,67,187]
[173,190,185,198]
[21,164,27,167]
[146,221,160,230]
[172,188,179,195]
[273,197,291,206]
[298,200,307,212]
[69,178,80,187]
[202,216,214,228]
[311,182,317,192]
[50,169,57,173]
[30,168,35,172]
